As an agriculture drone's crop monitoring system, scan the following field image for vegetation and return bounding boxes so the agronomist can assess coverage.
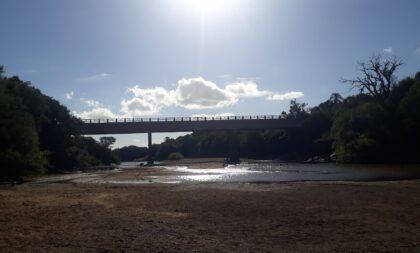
[147,56,420,164]
[168,152,184,160]
[0,67,119,181]
[113,145,148,161]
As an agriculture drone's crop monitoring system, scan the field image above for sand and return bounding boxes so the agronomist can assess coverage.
[1,161,420,252]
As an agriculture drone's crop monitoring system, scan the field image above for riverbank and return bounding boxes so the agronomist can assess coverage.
[1,176,420,252]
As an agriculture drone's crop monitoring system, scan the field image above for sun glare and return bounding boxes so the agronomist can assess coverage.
[191,0,227,11]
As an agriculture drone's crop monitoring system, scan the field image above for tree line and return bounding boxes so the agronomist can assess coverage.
[122,55,419,163]
[0,67,119,181]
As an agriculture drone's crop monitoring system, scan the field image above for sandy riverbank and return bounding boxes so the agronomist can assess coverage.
[1,161,420,252]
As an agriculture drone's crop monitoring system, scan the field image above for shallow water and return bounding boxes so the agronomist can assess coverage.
[117,161,161,168]
[30,162,420,185]
[159,162,420,183]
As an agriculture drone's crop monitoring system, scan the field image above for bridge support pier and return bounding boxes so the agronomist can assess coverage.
[147,132,153,164]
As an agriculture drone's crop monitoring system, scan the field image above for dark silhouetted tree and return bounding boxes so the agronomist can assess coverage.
[287,100,308,119]
[100,136,116,149]
[342,55,403,105]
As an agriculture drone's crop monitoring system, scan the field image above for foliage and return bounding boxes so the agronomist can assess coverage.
[397,76,420,161]
[79,136,120,166]
[399,78,420,131]
[0,81,47,178]
[100,137,116,148]
[287,100,309,119]
[113,145,148,161]
[332,102,389,163]
[0,68,119,179]
[168,152,184,160]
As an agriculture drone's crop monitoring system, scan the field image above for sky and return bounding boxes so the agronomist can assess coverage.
[1,0,420,148]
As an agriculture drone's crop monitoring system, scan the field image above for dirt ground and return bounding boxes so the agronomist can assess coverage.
[1,165,420,252]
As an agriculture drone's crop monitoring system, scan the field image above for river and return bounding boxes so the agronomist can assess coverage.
[29,161,420,185]
[119,161,420,183]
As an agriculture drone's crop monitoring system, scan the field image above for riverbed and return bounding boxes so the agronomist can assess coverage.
[1,159,420,252]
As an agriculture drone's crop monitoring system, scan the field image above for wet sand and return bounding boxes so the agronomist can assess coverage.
[1,162,420,252]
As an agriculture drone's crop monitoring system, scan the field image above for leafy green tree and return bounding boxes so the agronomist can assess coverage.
[154,137,179,160]
[0,80,47,179]
[113,145,148,161]
[398,75,420,161]
[81,136,120,165]
[400,77,420,131]
[332,102,389,163]
[0,68,120,177]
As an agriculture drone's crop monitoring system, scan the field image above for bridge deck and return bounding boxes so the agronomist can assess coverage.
[80,115,301,135]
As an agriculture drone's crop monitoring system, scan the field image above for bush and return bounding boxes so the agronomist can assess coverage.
[168,152,184,160]
[331,102,389,163]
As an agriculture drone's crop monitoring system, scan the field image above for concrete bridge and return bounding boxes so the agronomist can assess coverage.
[80,115,302,163]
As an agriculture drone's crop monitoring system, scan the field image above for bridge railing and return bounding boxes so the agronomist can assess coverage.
[81,115,288,124]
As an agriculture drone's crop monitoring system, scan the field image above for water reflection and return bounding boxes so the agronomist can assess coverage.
[162,163,420,183]
[35,162,420,185]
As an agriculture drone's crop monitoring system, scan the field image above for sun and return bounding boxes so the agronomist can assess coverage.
[191,0,227,11]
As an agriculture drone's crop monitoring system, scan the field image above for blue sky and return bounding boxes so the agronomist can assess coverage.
[1,0,420,147]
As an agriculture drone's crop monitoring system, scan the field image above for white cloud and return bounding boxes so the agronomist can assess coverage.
[120,97,158,117]
[191,112,235,118]
[80,98,101,107]
[79,73,111,82]
[73,107,117,119]
[65,91,74,100]
[174,77,237,109]
[123,77,239,115]
[73,77,304,119]
[383,47,393,53]
[267,91,304,101]
[225,80,271,97]
[122,77,304,115]
[128,86,174,107]
[123,86,174,116]
[73,98,116,119]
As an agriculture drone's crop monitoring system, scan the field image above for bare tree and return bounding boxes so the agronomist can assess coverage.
[342,55,403,104]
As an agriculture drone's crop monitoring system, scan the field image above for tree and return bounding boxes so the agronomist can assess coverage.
[0,69,120,177]
[342,55,403,105]
[113,145,148,161]
[99,136,116,149]
[331,102,390,163]
[287,100,308,119]
[328,93,343,106]
[398,76,420,161]
[0,81,47,179]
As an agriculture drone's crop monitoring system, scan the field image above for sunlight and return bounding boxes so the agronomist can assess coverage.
[191,0,227,11]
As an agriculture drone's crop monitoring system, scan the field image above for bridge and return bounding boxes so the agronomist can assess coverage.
[80,115,302,163]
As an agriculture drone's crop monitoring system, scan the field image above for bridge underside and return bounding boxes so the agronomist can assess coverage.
[80,118,301,135]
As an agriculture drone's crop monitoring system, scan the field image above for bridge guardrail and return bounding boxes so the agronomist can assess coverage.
[81,115,288,124]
